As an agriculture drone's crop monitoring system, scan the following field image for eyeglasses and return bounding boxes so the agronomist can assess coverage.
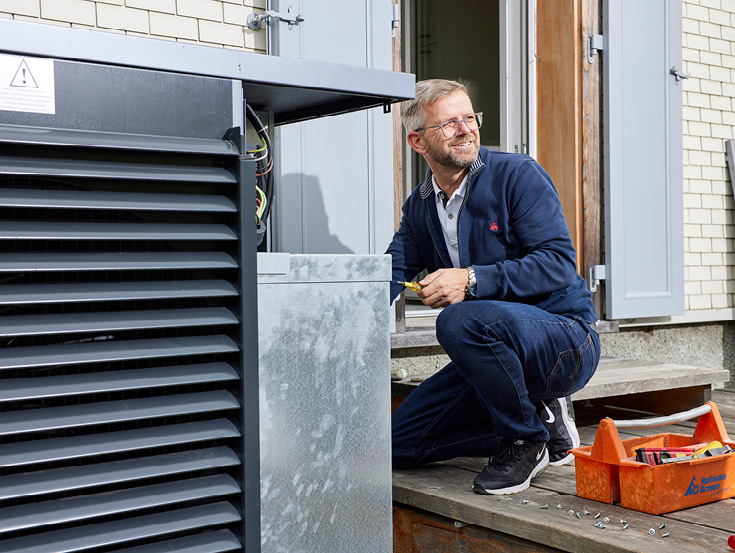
[415,112,483,138]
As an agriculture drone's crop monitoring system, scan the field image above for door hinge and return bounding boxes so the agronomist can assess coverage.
[586,34,604,64]
[589,264,606,293]
[391,3,400,38]
[247,8,304,30]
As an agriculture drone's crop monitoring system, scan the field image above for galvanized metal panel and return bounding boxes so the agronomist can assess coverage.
[0,420,240,467]
[603,0,684,318]
[0,364,239,401]
[0,280,238,305]
[0,447,240,500]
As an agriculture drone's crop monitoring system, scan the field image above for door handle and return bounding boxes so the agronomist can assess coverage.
[670,66,690,81]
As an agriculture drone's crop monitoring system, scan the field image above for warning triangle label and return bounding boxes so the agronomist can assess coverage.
[10,59,38,88]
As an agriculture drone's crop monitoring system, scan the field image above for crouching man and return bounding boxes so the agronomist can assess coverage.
[387,79,600,495]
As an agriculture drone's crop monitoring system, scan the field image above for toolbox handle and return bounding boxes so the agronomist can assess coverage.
[611,404,711,429]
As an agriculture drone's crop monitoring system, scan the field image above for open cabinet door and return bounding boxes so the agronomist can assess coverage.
[268,0,395,255]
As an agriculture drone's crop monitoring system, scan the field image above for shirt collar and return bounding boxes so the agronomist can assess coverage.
[420,153,484,200]
[432,174,468,206]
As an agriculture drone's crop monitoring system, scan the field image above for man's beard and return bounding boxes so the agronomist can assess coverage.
[425,134,479,169]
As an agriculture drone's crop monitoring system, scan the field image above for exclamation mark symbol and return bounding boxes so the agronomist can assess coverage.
[22,68,26,84]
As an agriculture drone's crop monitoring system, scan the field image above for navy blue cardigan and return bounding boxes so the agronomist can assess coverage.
[386,147,597,323]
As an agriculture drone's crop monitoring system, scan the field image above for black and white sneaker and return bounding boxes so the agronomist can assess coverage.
[538,397,580,466]
[472,439,549,495]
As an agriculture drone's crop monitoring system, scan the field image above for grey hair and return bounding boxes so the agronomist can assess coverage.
[401,79,469,133]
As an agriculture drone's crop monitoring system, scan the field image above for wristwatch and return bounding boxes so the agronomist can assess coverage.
[465,266,477,299]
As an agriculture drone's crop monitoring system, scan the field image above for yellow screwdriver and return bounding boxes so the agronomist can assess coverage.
[398,281,424,292]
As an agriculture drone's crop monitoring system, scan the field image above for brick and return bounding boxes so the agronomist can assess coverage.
[722,82,735,95]
[701,0,721,8]
[244,0,266,8]
[702,281,724,295]
[702,137,724,151]
[685,252,703,266]
[699,21,722,38]
[223,2,248,24]
[703,196,725,210]
[700,80,723,95]
[199,19,244,47]
[711,123,732,138]
[684,136,703,150]
[687,61,711,79]
[127,0,176,14]
[687,4,710,21]
[710,37,731,54]
[244,23,265,50]
[700,108,723,124]
[703,252,725,265]
[712,181,731,196]
[712,264,728,279]
[690,208,713,224]
[712,237,730,251]
[702,165,727,180]
[700,50,721,65]
[687,120,711,137]
[0,0,39,16]
[711,294,729,308]
[687,92,711,108]
[40,0,95,25]
[177,0,222,22]
[97,4,149,33]
[684,195,703,210]
[721,54,735,69]
[690,237,714,252]
[710,8,730,24]
[683,105,702,121]
[710,94,731,110]
[683,16,700,34]
[149,11,197,39]
[686,32,709,50]
[689,179,712,194]
[710,65,731,81]
[683,47,701,63]
[96,0,123,5]
[690,265,713,280]
[724,0,735,11]
[689,294,713,309]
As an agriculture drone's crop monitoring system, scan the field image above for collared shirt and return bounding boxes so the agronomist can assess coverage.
[432,174,468,269]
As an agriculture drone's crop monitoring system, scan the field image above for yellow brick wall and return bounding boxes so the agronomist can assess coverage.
[682,0,735,312]
[0,0,267,52]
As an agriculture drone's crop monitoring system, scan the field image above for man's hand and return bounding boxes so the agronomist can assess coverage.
[417,268,469,308]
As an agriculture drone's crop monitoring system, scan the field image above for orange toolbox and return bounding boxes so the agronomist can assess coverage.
[571,402,735,515]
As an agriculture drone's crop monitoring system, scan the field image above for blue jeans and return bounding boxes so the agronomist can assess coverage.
[392,300,600,468]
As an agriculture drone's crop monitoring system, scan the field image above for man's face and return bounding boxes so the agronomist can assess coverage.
[414,90,480,170]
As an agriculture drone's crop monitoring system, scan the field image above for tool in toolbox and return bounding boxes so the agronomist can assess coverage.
[571,402,735,515]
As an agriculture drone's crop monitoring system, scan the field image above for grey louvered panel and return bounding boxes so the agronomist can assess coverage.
[0,155,237,183]
[121,529,241,553]
[0,501,241,553]
[0,363,239,402]
[0,188,237,212]
[0,123,240,156]
[0,447,239,500]
[0,335,239,370]
[0,252,237,272]
[0,222,237,241]
[0,391,239,436]
[0,474,239,535]
[0,280,238,305]
[0,307,238,337]
[0,419,239,467]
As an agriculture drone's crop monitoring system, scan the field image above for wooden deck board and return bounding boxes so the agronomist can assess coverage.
[393,389,735,553]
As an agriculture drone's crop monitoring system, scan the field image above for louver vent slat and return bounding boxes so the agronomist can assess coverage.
[120,529,241,553]
[0,391,240,436]
[0,474,239,535]
[0,307,238,337]
[0,155,237,183]
[0,447,240,500]
[0,502,241,553]
[0,336,239,370]
[0,420,240,466]
[0,188,237,212]
[0,252,238,272]
[0,124,240,156]
[0,68,252,552]
[0,222,237,241]
[0,280,238,305]
[0,363,239,402]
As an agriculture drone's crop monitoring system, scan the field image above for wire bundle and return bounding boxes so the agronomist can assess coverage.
[246,104,274,242]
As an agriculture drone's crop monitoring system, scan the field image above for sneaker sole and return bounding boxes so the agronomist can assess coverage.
[472,449,550,495]
[549,452,574,467]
